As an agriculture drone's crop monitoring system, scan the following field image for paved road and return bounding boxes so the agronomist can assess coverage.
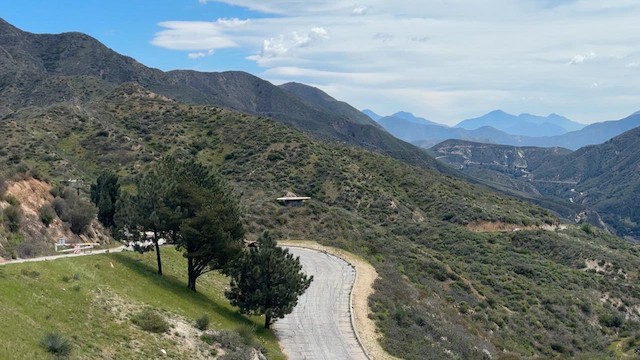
[0,246,127,266]
[275,247,369,360]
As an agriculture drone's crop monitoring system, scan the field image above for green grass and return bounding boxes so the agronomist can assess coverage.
[0,249,284,359]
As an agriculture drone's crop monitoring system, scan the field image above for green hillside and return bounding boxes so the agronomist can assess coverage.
[0,249,283,359]
[2,83,640,358]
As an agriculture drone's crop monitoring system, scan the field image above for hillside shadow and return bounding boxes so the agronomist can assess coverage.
[110,252,256,327]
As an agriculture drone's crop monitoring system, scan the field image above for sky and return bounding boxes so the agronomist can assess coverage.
[1,0,640,125]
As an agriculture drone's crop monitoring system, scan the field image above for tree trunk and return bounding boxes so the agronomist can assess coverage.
[264,310,271,329]
[154,236,163,276]
[188,257,196,292]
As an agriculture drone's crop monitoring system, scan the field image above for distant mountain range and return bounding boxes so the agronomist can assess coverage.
[431,125,640,239]
[455,110,585,136]
[365,109,640,150]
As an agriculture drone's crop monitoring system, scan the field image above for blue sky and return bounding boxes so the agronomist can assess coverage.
[2,0,640,125]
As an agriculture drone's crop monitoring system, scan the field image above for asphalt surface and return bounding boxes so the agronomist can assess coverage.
[275,247,369,360]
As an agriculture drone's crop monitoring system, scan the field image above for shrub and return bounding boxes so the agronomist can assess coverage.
[131,309,170,333]
[51,192,97,235]
[39,204,56,226]
[195,314,210,330]
[599,313,624,328]
[237,325,256,346]
[4,205,21,232]
[40,332,72,357]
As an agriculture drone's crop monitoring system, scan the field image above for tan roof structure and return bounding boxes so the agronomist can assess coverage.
[277,192,311,205]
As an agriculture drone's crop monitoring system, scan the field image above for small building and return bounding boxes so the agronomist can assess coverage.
[276,191,311,207]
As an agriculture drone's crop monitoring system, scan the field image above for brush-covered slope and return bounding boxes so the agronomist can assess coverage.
[431,128,640,240]
[532,126,640,238]
[0,18,439,171]
[2,83,640,359]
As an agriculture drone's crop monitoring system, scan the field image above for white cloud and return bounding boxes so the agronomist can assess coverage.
[352,5,370,16]
[569,51,596,65]
[188,49,215,59]
[151,20,247,50]
[152,0,640,124]
[257,27,329,59]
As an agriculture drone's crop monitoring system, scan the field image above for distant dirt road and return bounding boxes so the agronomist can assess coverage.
[276,242,400,360]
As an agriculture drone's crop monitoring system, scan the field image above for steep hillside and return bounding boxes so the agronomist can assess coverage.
[0,178,111,261]
[431,129,640,240]
[2,83,640,358]
[0,18,439,171]
[279,82,377,127]
[533,126,640,238]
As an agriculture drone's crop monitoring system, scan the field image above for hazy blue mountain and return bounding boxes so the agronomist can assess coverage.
[378,115,518,147]
[390,111,442,126]
[362,108,382,121]
[456,110,584,136]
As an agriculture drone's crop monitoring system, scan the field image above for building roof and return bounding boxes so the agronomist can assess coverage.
[277,191,310,201]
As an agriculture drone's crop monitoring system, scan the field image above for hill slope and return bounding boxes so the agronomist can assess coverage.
[0,250,282,359]
[431,128,640,239]
[2,83,640,358]
[0,18,439,171]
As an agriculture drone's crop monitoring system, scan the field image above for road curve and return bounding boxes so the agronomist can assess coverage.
[275,246,369,360]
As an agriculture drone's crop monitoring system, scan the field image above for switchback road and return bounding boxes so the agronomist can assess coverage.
[274,246,369,360]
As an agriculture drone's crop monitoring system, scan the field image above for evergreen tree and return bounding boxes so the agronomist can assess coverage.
[114,161,181,276]
[90,171,120,228]
[225,232,313,329]
[171,160,244,292]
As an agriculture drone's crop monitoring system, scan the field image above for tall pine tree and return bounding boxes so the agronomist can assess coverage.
[171,160,244,292]
[90,171,120,228]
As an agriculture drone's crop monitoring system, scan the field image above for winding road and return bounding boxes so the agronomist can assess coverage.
[275,247,369,360]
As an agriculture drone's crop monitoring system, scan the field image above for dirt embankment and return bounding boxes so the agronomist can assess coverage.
[0,178,110,260]
[278,240,401,360]
[466,221,568,233]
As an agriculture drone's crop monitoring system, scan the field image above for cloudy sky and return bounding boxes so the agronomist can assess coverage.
[2,0,639,125]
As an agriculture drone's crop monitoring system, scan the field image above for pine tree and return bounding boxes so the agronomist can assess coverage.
[171,160,244,292]
[90,171,120,228]
[225,232,313,329]
[114,160,181,276]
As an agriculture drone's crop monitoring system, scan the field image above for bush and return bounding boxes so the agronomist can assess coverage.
[39,204,56,226]
[237,325,256,346]
[195,314,210,330]
[51,191,97,235]
[131,309,170,333]
[4,205,21,232]
[40,332,72,357]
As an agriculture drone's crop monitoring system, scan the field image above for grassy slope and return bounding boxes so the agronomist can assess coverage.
[1,87,640,358]
[0,250,284,360]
